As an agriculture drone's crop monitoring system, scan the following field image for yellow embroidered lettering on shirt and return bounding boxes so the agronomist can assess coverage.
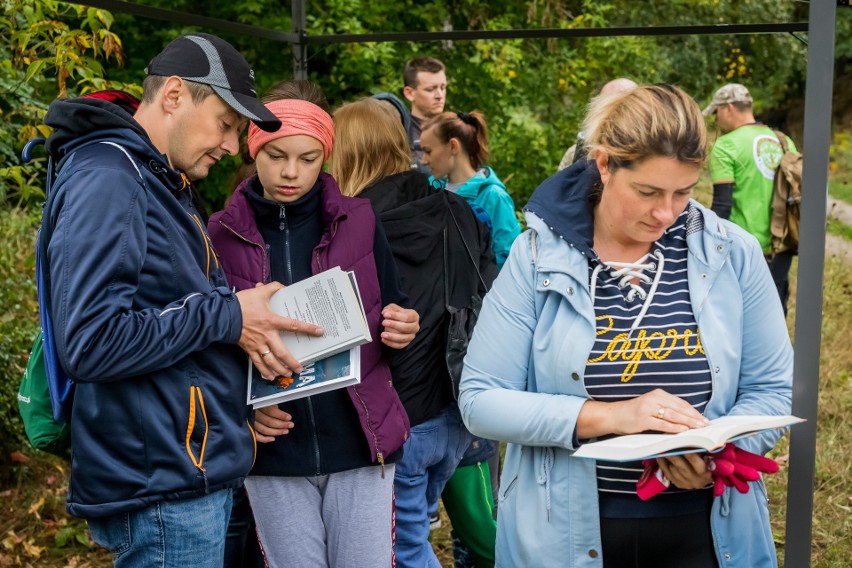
[587,316,705,382]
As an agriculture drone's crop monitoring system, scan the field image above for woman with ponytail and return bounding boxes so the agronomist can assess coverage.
[421,111,521,269]
[333,96,499,568]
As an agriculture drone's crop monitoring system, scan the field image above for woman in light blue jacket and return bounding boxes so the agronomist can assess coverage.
[459,84,792,568]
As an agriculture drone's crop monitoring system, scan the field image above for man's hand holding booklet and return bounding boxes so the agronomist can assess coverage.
[573,414,805,461]
[247,267,371,408]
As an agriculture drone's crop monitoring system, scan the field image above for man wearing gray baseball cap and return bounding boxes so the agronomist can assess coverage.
[704,83,798,314]
[42,33,321,566]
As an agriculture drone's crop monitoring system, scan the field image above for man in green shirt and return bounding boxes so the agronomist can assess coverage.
[705,83,797,314]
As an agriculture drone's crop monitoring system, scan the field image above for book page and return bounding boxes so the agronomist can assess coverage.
[693,415,805,447]
[268,267,370,364]
[572,415,803,461]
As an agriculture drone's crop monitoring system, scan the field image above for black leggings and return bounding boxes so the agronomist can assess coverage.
[600,512,719,568]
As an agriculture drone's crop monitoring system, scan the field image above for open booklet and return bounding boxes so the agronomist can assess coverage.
[245,266,371,407]
[266,266,371,366]
[248,346,361,408]
[572,415,805,462]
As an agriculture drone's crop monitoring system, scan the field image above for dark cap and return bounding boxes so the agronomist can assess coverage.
[146,33,281,132]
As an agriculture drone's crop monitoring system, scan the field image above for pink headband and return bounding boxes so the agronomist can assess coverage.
[246,99,335,160]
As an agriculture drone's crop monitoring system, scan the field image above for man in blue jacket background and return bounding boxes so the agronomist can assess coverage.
[42,33,323,567]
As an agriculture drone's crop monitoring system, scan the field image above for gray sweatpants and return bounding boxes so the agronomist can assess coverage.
[245,464,395,568]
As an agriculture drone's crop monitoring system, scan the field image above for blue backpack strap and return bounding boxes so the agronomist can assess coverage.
[29,139,139,422]
[469,203,493,231]
[26,139,74,422]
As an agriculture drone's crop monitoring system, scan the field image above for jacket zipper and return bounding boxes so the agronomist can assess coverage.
[352,385,385,478]
[264,244,272,283]
[306,397,322,475]
[322,217,383,476]
[277,204,323,475]
[280,205,293,285]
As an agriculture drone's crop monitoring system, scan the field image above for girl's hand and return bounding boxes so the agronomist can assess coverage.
[380,304,420,349]
[656,454,713,490]
[253,406,294,443]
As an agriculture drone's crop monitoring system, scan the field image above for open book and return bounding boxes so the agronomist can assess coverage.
[248,347,360,408]
[268,266,371,367]
[572,415,804,462]
[245,267,371,407]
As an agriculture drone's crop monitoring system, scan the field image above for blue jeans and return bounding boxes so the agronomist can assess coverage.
[223,485,264,568]
[393,405,472,568]
[87,489,233,568]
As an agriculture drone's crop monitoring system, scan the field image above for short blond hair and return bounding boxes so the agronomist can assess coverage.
[583,83,707,172]
[331,98,413,197]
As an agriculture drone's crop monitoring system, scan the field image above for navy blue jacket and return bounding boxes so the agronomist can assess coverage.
[43,93,255,519]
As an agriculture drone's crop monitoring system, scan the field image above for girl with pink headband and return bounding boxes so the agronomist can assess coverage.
[208,80,419,568]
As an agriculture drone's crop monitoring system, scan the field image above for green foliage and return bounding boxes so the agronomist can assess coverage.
[93,0,810,211]
[829,131,852,204]
[0,0,135,207]
[0,207,40,484]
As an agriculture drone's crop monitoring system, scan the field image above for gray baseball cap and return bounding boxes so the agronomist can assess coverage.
[702,83,753,116]
[146,33,281,132]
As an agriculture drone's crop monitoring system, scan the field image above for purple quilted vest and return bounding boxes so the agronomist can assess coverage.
[208,173,410,464]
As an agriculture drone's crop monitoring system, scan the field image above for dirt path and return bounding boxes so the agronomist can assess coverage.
[828,197,852,226]
[825,234,852,261]
[826,197,852,261]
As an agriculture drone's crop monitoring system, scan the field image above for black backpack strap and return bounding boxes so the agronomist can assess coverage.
[443,191,489,292]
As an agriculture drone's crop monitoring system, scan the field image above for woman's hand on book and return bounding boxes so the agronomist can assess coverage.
[253,406,295,443]
[656,454,713,490]
[577,389,710,439]
[380,304,420,349]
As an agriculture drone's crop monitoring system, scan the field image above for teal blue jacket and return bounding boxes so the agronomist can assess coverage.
[431,167,521,269]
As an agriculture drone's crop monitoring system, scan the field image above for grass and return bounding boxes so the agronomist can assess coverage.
[829,175,852,205]
[766,256,852,568]
[0,454,111,567]
[827,216,852,241]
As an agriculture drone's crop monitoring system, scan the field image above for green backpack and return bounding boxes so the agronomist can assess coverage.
[17,330,71,458]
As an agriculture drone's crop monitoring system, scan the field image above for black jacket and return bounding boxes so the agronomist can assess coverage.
[360,171,498,426]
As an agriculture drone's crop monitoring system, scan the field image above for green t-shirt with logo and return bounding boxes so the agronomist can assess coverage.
[709,124,797,252]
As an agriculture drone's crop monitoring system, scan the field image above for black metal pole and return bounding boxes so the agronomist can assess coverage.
[292,0,307,80]
[302,22,807,44]
[783,2,837,567]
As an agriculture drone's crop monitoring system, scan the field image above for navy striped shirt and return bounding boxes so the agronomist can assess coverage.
[585,205,713,518]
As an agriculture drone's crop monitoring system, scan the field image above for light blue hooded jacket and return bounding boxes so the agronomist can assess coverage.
[431,167,521,269]
[458,163,793,568]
